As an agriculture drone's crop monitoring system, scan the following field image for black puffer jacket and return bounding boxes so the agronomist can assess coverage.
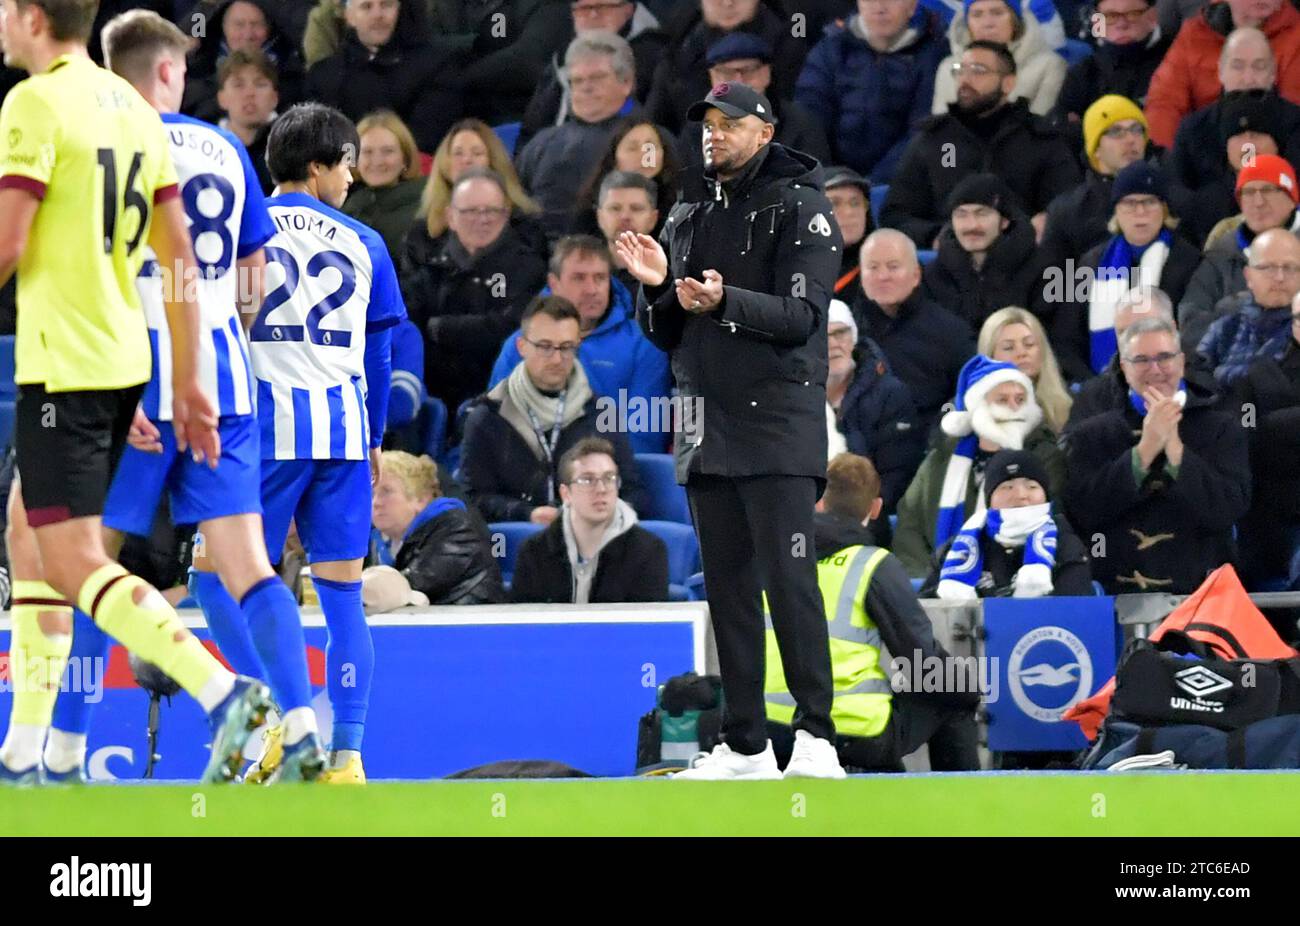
[880,99,1081,248]
[1038,168,1117,276]
[1063,380,1250,594]
[401,226,549,413]
[638,142,841,482]
[305,29,462,152]
[181,0,307,122]
[392,501,506,604]
[921,210,1045,332]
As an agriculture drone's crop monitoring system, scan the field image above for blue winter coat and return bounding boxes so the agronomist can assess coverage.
[836,338,925,514]
[1197,302,1293,389]
[488,276,672,453]
[794,12,949,183]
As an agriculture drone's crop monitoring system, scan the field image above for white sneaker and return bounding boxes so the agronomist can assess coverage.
[672,741,782,780]
[783,730,847,779]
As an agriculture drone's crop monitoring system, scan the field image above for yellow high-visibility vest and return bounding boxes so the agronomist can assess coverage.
[764,545,892,738]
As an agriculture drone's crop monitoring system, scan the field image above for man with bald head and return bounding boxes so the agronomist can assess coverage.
[1199,228,1300,386]
[1166,29,1300,246]
[1143,0,1300,150]
[850,230,975,437]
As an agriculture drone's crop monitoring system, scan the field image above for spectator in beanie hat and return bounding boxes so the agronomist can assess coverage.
[922,172,1045,331]
[1168,77,1300,248]
[825,167,874,296]
[1179,153,1300,349]
[1049,160,1201,383]
[892,355,1066,576]
[921,448,1093,599]
[1040,95,1151,273]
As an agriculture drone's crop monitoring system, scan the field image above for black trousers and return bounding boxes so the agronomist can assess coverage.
[687,473,835,754]
[768,695,981,772]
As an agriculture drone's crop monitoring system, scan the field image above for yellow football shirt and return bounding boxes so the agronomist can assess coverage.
[0,53,178,392]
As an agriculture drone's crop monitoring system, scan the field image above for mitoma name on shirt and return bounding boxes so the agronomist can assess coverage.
[273,211,339,241]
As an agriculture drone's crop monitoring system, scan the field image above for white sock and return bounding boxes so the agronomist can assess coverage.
[0,723,47,771]
[332,748,360,769]
[42,729,87,774]
[281,706,318,745]
[196,671,237,714]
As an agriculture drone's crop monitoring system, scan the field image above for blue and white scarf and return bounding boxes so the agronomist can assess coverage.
[1128,381,1186,417]
[937,504,1058,600]
[1088,229,1172,374]
[934,434,981,553]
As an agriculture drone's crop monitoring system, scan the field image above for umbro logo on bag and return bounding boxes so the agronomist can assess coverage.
[808,213,832,236]
[1174,665,1233,698]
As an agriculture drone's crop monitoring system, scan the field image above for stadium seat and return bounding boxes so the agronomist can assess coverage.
[487,521,544,585]
[917,249,937,266]
[418,396,448,463]
[1057,38,1094,66]
[870,184,888,226]
[0,335,14,399]
[640,520,700,595]
[635,453,691,524]
[686,571,706,601]
[493,122,522,158]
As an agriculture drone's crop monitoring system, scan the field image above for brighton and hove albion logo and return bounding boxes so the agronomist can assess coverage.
[1007,625,1093,723]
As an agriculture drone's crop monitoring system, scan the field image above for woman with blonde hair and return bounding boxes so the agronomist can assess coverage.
[978,307,1073,434]
[341,111,426,261]
[401,119,545,277]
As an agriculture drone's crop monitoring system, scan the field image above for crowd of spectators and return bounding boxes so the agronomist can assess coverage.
[5,0,1300,607]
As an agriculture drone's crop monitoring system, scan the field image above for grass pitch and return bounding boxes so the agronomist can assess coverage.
[4,772,1300,836]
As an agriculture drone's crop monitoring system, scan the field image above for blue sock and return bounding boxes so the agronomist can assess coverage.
[240,576,312,713]
[191,570,266,679]
[51,609,109,735]
[314,576,371,752]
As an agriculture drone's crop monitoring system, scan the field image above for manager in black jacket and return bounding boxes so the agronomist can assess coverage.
[616,82,845,780]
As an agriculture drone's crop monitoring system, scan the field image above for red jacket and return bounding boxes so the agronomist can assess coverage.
[1143,1,1300,149]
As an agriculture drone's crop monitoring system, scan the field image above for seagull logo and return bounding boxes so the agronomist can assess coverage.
[1016,662,1081,687]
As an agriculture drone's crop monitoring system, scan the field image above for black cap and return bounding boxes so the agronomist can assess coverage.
[824,166,871,196]
[687,81,778,125]
[1217,89,1283,148]
[705,32,773,66]
[944,172,1016,215]
[983,450,1052,505]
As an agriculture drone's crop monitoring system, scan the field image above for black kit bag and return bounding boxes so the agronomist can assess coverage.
[1109,630,1300,732]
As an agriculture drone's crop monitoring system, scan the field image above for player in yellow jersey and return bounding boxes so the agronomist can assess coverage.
[0,0,271,785]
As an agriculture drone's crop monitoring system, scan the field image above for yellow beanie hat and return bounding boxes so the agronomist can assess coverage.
[1082,95,1148,172]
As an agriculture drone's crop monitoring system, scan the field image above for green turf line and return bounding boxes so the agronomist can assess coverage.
[4,773,1300,836]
